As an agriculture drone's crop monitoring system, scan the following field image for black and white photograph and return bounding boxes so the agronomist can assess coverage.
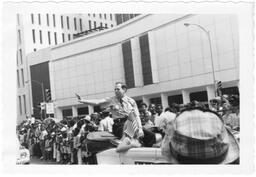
[1,0,255,176]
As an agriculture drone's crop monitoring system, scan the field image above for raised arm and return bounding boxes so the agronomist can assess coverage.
[76,93,109,105]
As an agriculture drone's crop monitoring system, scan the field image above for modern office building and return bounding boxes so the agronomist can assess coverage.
[16,13,116,123]
[26,14,239,120]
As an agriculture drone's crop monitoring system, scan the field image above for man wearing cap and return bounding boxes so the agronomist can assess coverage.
[161,106,239,164]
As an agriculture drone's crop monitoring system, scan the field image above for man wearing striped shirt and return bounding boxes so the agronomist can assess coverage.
[76,82,144,141]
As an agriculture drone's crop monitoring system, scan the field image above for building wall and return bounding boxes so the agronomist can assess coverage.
[27,14,239,120]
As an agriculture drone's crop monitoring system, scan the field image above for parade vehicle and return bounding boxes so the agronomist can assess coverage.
[16,137,30,164]
[83,126,240,165]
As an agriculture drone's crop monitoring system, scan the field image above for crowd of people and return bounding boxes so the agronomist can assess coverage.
[17,81,239,164]
[16,93,239,164]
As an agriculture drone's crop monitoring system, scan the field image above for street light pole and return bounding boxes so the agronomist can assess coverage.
[184,23,217,97]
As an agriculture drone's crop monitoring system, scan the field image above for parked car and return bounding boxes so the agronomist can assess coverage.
[16,137,30,164]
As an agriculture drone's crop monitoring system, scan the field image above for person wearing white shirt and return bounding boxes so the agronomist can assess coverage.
[98,111,114,133]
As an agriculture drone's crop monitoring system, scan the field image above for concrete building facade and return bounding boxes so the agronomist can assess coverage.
[17,13,116,123]
[26,14,239,120]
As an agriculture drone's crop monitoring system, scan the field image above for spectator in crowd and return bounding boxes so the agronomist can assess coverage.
[139,103,154,129]
[148,103,157,123]
[154,104,164,128]
[98,110,114,133]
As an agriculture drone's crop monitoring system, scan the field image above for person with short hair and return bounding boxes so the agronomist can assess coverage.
[98,110,114,133]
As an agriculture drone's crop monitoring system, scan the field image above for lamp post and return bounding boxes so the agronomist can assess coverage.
[184,23,217,97]
[25,79,46,119]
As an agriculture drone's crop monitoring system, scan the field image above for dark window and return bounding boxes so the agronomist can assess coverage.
[61,16,63,28]
[16,51,18,66]
[111,24,113,27]
[221,86,239,95]
[100,22,102,27]
[19,49,23,64]
[46,14,49,26]
[93,14,95,17]
[88,13,90,16]
[19,96,22,115]
[17,70,20,88]
[79,18,82,31]
[135,100,143,108]
[78,107,89,115]
[18,30,21,45]
[94,21,96,28]
[94,106,101,113]
[123,14,130,22]
[139,34,153,85]
[48,31,51,45]
[32,29,36,43]
[122,40,135,88]
[67,16,70,29]
[110,14,113,20]
[39,30,42,44]
[189,91,208,102]
[68,34,71,41]
[168,94,183,105]
[104,14,107,19]
[54,32,57,45]
[99,14,102,18]
[89,20,91,30]
[34,48,36,51]
[116,14,122,25]
[74,18,77,30]
[53,14,56,27]
[21,69,24,86]
[130,14,134,18]
[23,95,27,114]
[62,33,65,42]
[31,14,34,24]
[62,109,72,118]
[105,23,107,28]
[150,97,162,106]
[38,14,41,25]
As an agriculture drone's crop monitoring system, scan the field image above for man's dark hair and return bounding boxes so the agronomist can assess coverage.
[115,82,127,90]
[140,102,148,108]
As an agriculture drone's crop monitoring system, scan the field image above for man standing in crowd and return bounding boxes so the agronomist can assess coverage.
[98,110,114,133]
[154,104,164,128]
[76,82,144,140]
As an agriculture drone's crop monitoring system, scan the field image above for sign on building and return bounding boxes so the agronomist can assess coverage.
[46,102,54,114]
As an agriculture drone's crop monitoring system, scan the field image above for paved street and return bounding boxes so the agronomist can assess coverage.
[30,156,58,165]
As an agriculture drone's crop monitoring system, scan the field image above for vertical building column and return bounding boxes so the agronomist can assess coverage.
[161,93,169,109]
[148,31,159,83]
[88,105,94,115]
[206,85,215,101]
[142,96,150,106]
[182,90,190,104]
[55,107,63,120]
[131,37,143,87]
[72,106,78,117]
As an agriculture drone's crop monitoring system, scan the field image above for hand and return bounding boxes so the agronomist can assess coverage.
[75,93,81,100]
[137,128,144,138]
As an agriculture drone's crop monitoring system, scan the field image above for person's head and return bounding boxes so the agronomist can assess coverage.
[148,103,156,114]
[114,82,127,99]
[140,103,148,113]
[156,104,163,115]
[102,110,110,118]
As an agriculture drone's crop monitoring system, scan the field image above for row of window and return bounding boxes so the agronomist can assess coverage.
[88,13,113,20]
[18,94,27,115]
[31,14,114,30]
[88,20,112,30]
[32,29,74,46]
[17,69,25,88]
